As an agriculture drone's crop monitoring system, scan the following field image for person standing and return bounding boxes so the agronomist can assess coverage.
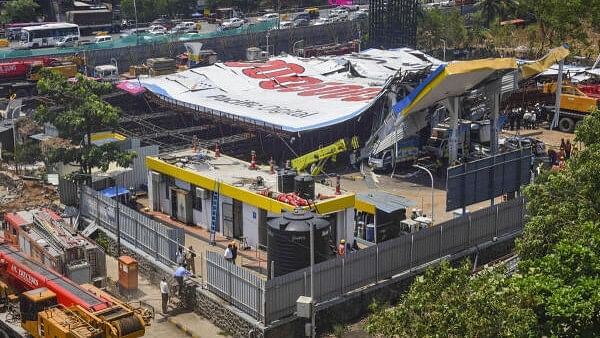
[337,239,346,257]
[565,139,572,159]
[230,241,238,265]
[160,277,169,314]
[176,247,185,267]
[186,246,196,275]
[173,264,191,297]
[224,244,233,262]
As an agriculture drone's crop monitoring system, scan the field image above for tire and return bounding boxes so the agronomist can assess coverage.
[558,117,575,133]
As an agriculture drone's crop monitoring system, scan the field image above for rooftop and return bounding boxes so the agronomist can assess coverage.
[147,148,355,214]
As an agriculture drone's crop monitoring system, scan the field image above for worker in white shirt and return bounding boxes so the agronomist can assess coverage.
[173,264,192,296]
[160,277,169,314]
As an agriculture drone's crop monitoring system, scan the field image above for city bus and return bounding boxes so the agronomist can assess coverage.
[19,23,80,48]
[5,22,49,40]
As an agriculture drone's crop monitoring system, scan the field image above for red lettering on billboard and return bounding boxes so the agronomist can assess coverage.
[224,60,380,102]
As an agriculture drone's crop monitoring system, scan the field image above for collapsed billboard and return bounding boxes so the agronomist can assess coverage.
[131,56,385,132]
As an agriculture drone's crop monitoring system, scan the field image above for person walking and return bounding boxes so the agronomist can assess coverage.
[337,239,346,257]
[224,244,233,262]
[173,264,191,297]
[230,241,238,265]
[351,239,360,252]
[186,246,196,275]
[160,277,169,314]
[565,139,572,159]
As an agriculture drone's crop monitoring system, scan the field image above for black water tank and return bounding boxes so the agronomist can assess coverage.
[277,169,296,193]
[294,174,315,200]
[267,210,331,278]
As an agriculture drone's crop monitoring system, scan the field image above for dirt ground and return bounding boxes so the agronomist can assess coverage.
[0,170,59,214]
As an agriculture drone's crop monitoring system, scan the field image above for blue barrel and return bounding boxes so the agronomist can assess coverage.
[366,224,375,242]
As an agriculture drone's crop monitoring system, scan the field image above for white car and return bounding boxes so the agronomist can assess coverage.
[56,35,79,47]
[312,17,332,25]
[93,35,113,43]
[170,21,196,33]
[148,25,167,34]
[279,21,293,29]
[221,18,244,29]
[258,13,279,22]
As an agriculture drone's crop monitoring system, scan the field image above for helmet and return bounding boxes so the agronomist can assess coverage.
[340,239,346,244]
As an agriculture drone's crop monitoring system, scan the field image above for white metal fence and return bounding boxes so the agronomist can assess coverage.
[80,186,184,266]
[205,198,525,324]
[205,251,266,321]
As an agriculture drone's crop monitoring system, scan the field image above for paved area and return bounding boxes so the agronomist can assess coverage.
[105,256,229,338]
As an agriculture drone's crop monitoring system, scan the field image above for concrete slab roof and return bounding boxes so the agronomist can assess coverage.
[146,148,355,214]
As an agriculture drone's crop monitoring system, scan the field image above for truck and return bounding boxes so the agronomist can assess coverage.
[3,209,106,285]
[0,56,81,97]
[368,136,422,171]
[543,82,600,132]
[65,9,117,35]
[0,240,151,338]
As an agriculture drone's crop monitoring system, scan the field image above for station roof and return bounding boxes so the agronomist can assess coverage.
[356,191,416,214]
[129,48,438,133]
[393,58,518,117]
[146,149,355,214]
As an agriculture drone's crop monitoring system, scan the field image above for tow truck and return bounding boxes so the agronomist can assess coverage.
[0,240,152,338]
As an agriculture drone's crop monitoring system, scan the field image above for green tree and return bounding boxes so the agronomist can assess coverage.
[14,140,42,164]
[521,0,592,46]
[33,70,135,178]
[475,0,518,27]
[417,8,467,51]
[1,0,40,23]
[514,108,600,336]
[366,260,537,337]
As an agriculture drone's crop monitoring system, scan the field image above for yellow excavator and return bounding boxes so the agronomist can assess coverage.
[291,136,360,175]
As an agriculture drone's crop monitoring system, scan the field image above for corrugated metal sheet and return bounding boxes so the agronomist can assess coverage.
[206,251,265,321]
[80,186,184,266]
[207,198,525,325]
[58,177,78,206]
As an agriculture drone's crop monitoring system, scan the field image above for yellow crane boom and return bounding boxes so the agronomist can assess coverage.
[291,136,359,175]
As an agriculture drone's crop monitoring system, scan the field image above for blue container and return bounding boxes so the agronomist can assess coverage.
[366,224,375,242]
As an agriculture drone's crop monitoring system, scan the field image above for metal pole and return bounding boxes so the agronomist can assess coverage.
[551,60,564,129]
[441,39,446,61]
[116,174,121,256]
[413,165,434,225]
[309,222,315,338]
[133,0,139,46]
[266,32,270,57]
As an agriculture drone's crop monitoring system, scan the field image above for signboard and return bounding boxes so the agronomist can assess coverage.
[446,148,532,211]
[132,56,384,132]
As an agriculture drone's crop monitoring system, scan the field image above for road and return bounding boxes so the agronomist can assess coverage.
[0,6,367,53]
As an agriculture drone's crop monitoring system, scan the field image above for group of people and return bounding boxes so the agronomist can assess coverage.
[223,241,239,264]
[337,239,360,257]
[505,107,539,131]
[160,246,197,315]
[547,138,574,169]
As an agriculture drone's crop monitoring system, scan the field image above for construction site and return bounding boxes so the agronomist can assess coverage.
[1,0,600,336]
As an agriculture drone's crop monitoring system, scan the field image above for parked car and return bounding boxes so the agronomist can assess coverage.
[338,5,359,11]
[312,17,332,25]
[170,21,196,33]
[152,17,173,29]
[149,25,168,34]
[351,11,368,20]
[93,35,113,43]
[221,17,244,29]
[293,18,310,27]
[294,12,312,21]
[258,13,279,22]
[280,21,293,29]
[56,35,79,48]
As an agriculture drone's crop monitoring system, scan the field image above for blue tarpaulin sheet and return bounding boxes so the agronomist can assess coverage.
[100,186,130,198]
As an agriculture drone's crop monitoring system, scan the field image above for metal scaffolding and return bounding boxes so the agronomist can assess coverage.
[368,0,418,49]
